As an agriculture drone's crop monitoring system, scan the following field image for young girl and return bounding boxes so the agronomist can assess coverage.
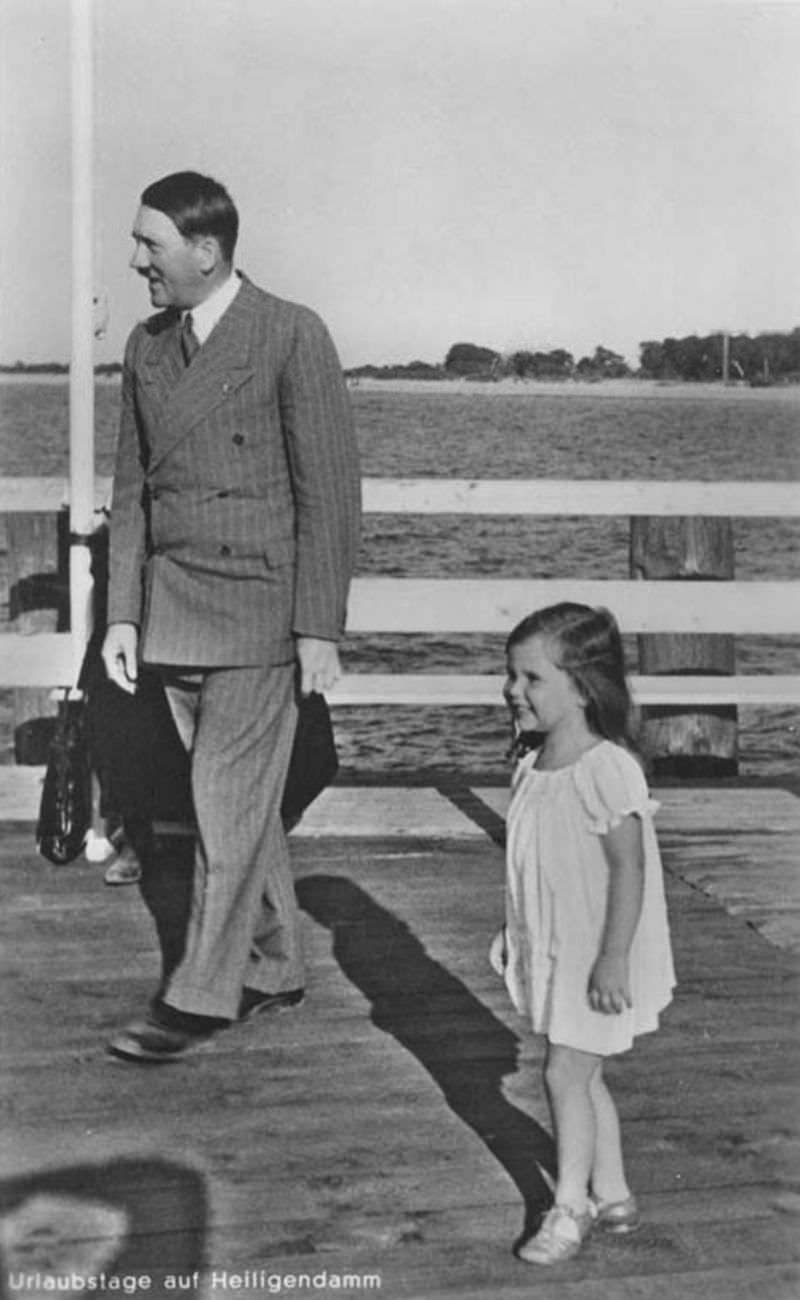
[491,602,675,1266]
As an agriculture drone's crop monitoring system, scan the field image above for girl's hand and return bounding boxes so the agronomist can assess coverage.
[489,927,508,975]
[588,951,632,1014]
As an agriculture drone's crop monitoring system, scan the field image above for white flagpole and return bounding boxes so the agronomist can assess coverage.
[69,0,95,690]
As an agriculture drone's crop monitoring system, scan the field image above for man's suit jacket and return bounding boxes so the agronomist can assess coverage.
[107,276,361,667]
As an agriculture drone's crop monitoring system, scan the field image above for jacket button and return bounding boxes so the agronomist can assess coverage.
[232,433,244,445]
[220,544,231,557]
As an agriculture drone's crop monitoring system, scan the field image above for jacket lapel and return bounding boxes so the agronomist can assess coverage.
[142,277,259,472]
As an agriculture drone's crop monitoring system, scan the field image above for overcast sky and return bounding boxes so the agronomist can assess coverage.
[1,0,799,369]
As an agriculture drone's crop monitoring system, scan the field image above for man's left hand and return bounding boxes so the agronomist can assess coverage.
[296,637,341,696]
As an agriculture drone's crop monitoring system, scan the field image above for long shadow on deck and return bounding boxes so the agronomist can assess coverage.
[297,875,555,1241]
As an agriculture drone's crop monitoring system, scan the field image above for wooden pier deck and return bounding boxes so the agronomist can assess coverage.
[1,780,798,1299]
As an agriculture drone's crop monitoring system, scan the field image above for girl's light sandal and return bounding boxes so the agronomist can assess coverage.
[591,1193,641,1233]
[517,1203,594,1265]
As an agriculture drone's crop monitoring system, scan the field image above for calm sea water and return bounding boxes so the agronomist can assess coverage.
[1,378,798,778]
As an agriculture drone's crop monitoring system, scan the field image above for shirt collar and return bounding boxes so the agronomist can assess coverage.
[184,271,241,344]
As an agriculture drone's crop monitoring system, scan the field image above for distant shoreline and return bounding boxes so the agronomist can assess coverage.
[347,376,800,401]
[0,373,121,385]
[2,373,799,402]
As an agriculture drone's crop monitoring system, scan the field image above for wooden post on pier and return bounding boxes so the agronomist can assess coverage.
[630,516,738,776]
[721,331,731,385]
[69,0,96,687]
[7,511,70,762]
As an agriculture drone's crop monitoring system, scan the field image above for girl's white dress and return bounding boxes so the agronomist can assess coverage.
[499,740,675,1056]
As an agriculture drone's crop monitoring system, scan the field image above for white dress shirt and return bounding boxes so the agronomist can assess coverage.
[184,271,241,345]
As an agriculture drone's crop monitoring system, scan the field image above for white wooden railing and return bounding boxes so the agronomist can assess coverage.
[1,476,798,705]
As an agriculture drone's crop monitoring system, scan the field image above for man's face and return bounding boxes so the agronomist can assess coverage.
[129,204,207,310]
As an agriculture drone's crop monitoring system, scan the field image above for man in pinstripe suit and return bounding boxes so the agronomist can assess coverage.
[101,171,361,1061]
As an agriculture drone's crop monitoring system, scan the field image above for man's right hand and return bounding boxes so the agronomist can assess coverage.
[101,621,139,694]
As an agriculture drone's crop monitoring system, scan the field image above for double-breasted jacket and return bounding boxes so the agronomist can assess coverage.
[107,275,361,667]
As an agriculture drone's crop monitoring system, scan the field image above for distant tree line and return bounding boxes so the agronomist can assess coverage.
[346,341,631,382]
[638,330,800,384]
[345,359,446,382]
[500,344,631,381]
[0,361,69,374]
[0,361,123,375]
[345,328,800,385]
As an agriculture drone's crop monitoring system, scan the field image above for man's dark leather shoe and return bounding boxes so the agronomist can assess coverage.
[238,987,305,1022]
[108,1001,225,1063]
[108,1016,216,1062]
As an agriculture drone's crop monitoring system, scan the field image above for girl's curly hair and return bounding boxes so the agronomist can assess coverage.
[506,602,637,750]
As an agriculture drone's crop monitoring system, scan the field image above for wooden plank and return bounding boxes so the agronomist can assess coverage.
[0,632,74,687]
[4,477,798,518]
[2,634,799,703]
[361,477,800,518]
[201,1184,794,1243]
[435,1269,800,1300]
[3,1012,796,1105]
[1,580,797,646]
[346,577,800,633]
[0,475,111,513]
[329,674,800,705]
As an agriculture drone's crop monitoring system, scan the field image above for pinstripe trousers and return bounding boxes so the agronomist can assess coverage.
[156,661,301,1020]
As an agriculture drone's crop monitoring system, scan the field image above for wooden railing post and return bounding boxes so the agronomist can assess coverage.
[6,509,70,762]
[630,516,738,776]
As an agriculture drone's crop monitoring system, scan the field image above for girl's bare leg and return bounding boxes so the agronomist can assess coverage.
[589,1064,631,1204]
[544,1042,601,1211]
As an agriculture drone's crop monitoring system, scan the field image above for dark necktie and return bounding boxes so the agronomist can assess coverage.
[180,312,200,366]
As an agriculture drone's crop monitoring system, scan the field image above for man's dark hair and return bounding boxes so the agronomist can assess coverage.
[141,171,239,263]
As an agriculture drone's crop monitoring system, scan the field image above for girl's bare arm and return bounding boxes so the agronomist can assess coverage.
[589,814,645,1014]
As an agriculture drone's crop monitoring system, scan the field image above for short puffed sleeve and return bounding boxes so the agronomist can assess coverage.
[572,742,659,834]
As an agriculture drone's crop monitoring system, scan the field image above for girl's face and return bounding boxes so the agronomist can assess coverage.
[504,634,586,735]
